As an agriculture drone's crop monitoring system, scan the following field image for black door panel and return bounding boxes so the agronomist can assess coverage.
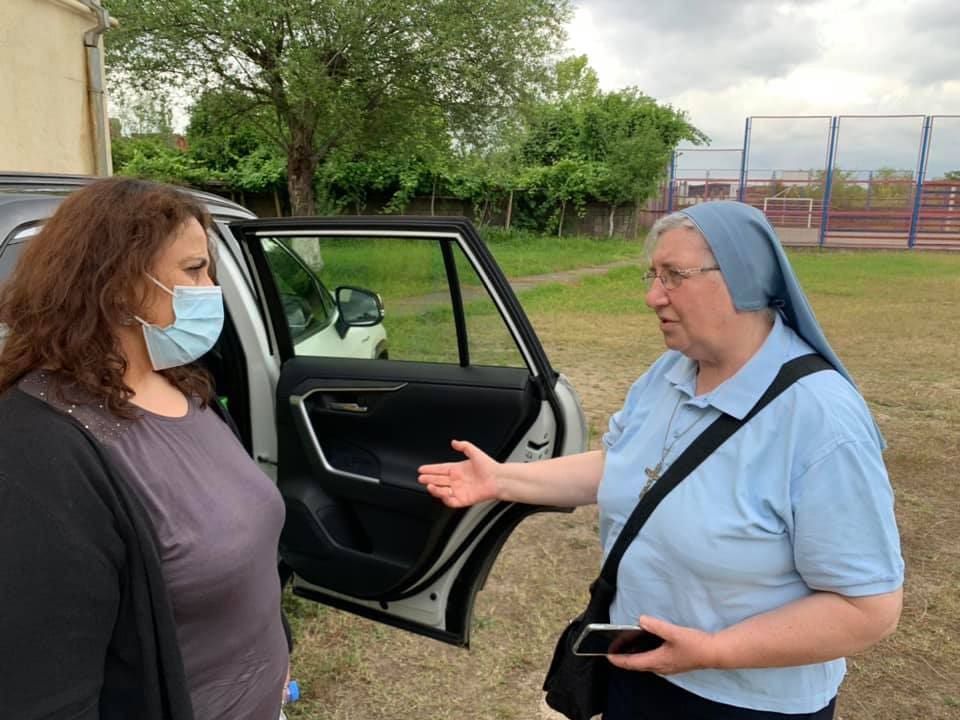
[276,357,541,599]
[294,382,536,491]
[280,480,432,597]
[231,217,571,642]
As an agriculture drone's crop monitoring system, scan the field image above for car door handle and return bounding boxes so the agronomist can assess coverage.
[287,384,407,486]
[327,401,368,413]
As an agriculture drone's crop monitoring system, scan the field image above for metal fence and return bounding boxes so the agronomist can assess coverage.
[665,114,960,250]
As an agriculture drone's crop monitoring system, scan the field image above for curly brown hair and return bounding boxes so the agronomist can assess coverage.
[0,177,216,417]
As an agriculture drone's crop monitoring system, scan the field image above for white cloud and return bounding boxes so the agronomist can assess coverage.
[566,0,960,175]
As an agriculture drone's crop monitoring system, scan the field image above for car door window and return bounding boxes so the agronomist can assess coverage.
[257,234,525,367]
[261,237,338,349]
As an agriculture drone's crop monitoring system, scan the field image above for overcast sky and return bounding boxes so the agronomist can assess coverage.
[566,0,960,178]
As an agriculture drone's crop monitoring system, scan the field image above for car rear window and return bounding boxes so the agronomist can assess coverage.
[0,225,41,282]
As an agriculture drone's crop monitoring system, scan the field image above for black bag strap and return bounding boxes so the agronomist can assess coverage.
[598,353,832,586]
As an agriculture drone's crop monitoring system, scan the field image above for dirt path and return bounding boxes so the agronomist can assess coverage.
[388,259,638,316]
[506,258,638,292]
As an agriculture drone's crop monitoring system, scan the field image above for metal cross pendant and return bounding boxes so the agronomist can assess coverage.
[640,463,661,497]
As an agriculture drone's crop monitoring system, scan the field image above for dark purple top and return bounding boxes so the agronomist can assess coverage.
[22,373,288,720]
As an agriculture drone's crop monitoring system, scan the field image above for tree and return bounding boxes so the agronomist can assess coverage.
[186,90,278,176]
[802,169,866,210]
[112,136,223,187]
[187,90,288,211]
[582,90,706,236]
[110,85,175,137]
[518,59,706,236]
[537,159,601,236]
[445,148,525,227]
[109,89,224,188]
[544,55,599,103]
[867,167,912,209]
[320,103,453,215]
[104,0,571,215]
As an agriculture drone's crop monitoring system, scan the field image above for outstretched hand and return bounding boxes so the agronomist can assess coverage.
[417,439,500,508]
[605,616,720,676]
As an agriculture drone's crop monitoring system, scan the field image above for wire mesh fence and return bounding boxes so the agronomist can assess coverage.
[665,114,960,250]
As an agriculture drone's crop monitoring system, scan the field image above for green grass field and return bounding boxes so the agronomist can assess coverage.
[283,242,960,720]
[306,232,647,299]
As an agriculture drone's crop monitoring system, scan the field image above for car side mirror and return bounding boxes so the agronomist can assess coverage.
[335,286,385,327]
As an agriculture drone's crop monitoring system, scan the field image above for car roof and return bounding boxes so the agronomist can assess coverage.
[0,172,256,242]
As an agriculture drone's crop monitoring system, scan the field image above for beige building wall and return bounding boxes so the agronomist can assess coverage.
[1,0,112,175]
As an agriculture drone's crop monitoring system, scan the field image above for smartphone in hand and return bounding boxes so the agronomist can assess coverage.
[573,623,665,656]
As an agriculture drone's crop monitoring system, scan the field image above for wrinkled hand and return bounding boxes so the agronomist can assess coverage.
[417,439,499,508]
[605,616,720,676]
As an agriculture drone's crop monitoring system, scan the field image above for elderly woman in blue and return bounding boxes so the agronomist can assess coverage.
[418,200,903,720]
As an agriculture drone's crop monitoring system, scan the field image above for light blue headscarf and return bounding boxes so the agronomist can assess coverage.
[679,201,884,446]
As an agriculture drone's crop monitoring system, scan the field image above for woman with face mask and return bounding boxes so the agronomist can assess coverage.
[0,178,288,720]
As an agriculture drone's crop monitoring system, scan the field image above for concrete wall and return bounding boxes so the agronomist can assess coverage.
[0,0,111,175]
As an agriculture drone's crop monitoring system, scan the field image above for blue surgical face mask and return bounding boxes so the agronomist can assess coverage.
[135,274,224,370]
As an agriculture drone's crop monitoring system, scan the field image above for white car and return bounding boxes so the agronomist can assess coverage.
[0,173,587,648]
[264,236,389,359]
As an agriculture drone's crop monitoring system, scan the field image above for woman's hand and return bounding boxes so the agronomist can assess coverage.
[604,616,719,676]
[417,439,500,508]
[608,589,903,675]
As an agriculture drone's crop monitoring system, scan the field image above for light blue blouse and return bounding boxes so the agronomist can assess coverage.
[598,314,904,713]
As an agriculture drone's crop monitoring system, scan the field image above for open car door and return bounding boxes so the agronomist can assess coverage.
[230,217,586,646]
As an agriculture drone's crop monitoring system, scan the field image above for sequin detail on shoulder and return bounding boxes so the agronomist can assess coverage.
[19,370,136,445]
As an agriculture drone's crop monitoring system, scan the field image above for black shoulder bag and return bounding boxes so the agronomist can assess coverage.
[542,354,830,720]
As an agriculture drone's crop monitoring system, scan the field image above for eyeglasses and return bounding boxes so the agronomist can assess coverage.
[642,265,720,290]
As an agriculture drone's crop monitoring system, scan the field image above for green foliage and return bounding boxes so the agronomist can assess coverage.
[109,93,285,193]
[230,147,286,193]
[865,168,913,208]
[478,228,646,277]
[523,159,602,233]
[443,150,526,224]
[514,61,706,234]
[186,91,275,170]
[798,167,914,210]
[111,134,168,171]
[544,55,600,103]
[105,19,703,228]
[797,169,861,209]
[112,135,223,187]
[185,90,288,193]
[104,0,572,214]
[322,150,428,214]
[320,106,453,214]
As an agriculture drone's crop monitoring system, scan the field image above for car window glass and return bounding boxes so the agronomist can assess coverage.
[452,247,527,368]
[0,224,41,282]
[261,238,335,349]
[256,234,524,367]
[0,226,43,349]
[0,240,24,281]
